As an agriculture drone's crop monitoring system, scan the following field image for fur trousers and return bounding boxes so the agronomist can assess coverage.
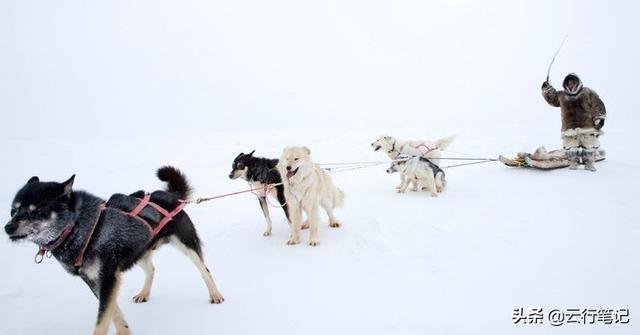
[561,127,602,149]
[561,128,603,169]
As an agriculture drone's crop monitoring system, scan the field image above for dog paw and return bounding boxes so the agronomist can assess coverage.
[210,294,225,304]
[287,238,300,245]
[263,230,272,237]
[329,221,341,228]
[396,189,405,194]
[132,293,149,303]
[116,328,131,335]
[411,188,418,192]
[309,239,320,247]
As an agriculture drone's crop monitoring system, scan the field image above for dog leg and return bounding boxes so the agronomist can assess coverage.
[435,173,445,193]
[397,176,409,193]
[112,305,131,335]
[411,178,418,192]
[133,252,155,303]
[80,259,124,335]
[396,173,409,193]
[81,262,130,334]
[307,204,321,246]
[276,184,291,224]
[258,197,273,236]
[424,174,438,197]
[81,277,129,335]
[170,236,224,304]
[287,204,302,245]
[93,270,122,335]
[396,174,405,189]
[322,201,341,228]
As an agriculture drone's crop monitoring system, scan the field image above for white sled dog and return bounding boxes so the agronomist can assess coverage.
[277,146,344,246]
[387,155,446,197]
[372,135,455,191]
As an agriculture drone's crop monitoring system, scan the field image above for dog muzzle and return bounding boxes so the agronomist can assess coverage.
[286,168,299,178]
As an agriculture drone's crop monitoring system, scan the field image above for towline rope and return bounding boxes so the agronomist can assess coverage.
[184,156,497,205]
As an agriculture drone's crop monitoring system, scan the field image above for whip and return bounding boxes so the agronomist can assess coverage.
[546,35,568,83]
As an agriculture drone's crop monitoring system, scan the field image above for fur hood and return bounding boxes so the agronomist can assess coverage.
[562,73,583,95]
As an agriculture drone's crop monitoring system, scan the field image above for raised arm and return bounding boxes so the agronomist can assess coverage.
[541,81,561,107]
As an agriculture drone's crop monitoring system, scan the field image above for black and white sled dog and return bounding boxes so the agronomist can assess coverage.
[229,150,290,236]
[386,155,446,197]
[4,167,224,335]
[372,135,454,191]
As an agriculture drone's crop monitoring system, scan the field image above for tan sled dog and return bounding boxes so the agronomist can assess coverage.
[277,146,344,246]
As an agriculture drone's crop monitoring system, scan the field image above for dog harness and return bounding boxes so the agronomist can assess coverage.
[389,142,438,159]
[34,194,187,267]
[414,143,438,154]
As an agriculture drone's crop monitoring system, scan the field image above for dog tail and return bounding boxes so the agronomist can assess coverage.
[157,166,192,199]
[435,135,456,150]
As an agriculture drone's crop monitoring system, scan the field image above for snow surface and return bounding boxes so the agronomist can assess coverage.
[1,1,639,334]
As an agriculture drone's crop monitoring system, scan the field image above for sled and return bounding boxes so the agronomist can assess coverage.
[499,147,606,170]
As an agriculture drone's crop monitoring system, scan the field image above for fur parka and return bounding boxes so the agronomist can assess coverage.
[542,73,606,132]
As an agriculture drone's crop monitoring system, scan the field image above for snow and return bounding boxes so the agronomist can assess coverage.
[1,125,639,334]
[1,1,639,334]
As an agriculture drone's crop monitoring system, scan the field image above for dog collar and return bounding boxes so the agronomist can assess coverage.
[388,141,396,154]
[34,223,75,264]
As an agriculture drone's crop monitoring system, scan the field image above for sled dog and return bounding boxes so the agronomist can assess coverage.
[4,167,224,335]
[372,135,454,191]
[229,150,290,236]
[387,155,446,197]
[277,146,344,246]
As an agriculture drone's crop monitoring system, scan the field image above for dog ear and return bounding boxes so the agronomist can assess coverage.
[27,176,39,184]
[248,150,255,156]
[303,146,311,155]
[60,175,75,197]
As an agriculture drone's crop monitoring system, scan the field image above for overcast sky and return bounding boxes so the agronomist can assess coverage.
[1,0,638,139]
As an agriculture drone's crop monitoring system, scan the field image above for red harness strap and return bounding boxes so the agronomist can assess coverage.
[74,203,106,267]
[415,143,438,154]
[124,194,186,236]
[144,200,188,236]
[73,196,186,267]
[130,194,151,216]
[126,194,154,233]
